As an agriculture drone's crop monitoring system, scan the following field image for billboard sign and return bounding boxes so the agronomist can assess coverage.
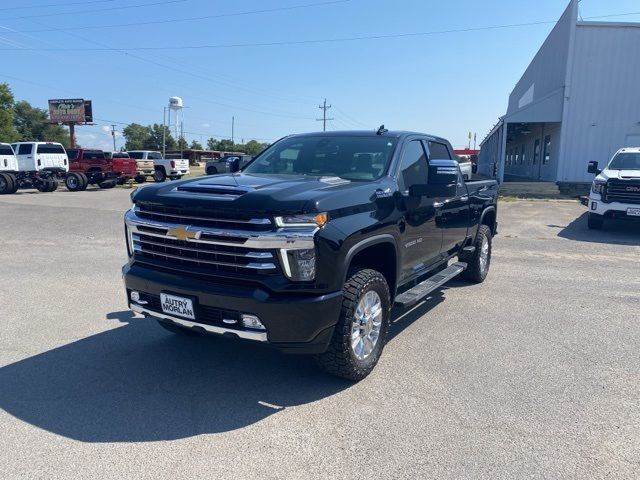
[48,98,90,123]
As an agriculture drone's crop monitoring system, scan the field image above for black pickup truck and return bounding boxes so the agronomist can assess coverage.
[122,129,498,380]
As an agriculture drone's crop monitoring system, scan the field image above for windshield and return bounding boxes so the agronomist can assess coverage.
[243,136,397,181]
[128,152,144,159]
[609,152,640,170]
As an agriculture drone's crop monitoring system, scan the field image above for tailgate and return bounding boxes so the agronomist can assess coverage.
[137,160,154,170]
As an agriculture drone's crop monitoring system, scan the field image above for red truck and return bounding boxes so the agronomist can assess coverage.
[106,151,138,185]
[64,149,136,191]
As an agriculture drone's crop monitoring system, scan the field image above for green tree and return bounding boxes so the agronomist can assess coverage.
[144,123,175,151]
[0,83,18,142]
[241,139,269,155]
[176,136,188,149]
[189,139,203,150]
[122,123,148,150]
[206,137,219,150]
[217,139,236,152]
[14,100,69,146]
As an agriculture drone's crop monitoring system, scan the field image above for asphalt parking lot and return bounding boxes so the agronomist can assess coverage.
[1,188,639,479]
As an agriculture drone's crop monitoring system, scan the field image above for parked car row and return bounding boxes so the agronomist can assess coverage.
[0,144,190,194]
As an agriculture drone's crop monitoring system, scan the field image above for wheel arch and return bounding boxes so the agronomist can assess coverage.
[343,235,399,296]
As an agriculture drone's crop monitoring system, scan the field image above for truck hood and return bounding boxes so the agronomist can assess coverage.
[132,172,392,215]
[598,168,640,181]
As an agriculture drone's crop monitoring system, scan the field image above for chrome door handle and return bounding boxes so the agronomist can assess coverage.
[460,195,469,202]
[433,201,444,208]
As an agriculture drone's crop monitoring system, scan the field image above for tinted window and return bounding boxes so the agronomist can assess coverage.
[0,145,14,155]
[609,152,640,170]
[67,149,79,160]
[112,152,130,159]
[84,150,104,160]
[37,144,65,154]
[399,140,428,188]
[18,144,33,155]
[533,139,540,165]
[427,141,451,160]
[148,152,162,159]
[128,152,143,159]
[244,136,397,181]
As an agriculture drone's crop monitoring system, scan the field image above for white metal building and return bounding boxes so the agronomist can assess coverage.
[478,0,640,192]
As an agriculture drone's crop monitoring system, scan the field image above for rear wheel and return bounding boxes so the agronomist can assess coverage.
[134,175,146,184]
[587,213,604,230]
[460,225,492,283]
[0,173,16,194]
[65,173,83,191]
[315,268,391,381]
[48,179,58,192]
[153,168,166,183]
[36,178,54,192]
[206,167,217,175]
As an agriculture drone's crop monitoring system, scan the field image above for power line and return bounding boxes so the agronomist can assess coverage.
[0,0,115,12]
[4,11,640,51]
[0,0,187,21]
[316,99,333,132]
[8,0,351,33]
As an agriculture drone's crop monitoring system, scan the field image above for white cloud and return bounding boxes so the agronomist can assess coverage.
[201,123,210,128]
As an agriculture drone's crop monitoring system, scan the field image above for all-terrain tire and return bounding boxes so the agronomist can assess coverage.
[98,180,116,189]
[315,268,391,381]
[134,175,146,184]
[587,213,604,230]
[460,224,492,283]
[48,179,58,192]
[206,167,217,175]
[0,173,16,194]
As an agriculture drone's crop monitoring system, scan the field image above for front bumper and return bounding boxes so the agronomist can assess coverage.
[122,263,342,353]
[588,195,640,220]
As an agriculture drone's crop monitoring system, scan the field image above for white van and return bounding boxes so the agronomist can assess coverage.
[11,142,69,173]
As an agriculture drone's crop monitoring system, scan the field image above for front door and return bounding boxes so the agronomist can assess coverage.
[398,139,443,281]
[426,140,469,253]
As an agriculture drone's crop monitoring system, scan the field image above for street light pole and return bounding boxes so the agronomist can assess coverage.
[162,106,167,158]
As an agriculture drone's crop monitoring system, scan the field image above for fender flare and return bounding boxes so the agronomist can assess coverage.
[341,234,399,289]
[478,206,497,236]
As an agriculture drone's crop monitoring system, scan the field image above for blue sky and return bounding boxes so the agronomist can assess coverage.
[1,0,639,150]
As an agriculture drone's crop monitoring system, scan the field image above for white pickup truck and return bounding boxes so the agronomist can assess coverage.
[127,150,189,182]
[587,147,640,229]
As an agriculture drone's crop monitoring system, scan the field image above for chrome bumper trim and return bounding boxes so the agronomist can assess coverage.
[130,304,268,342]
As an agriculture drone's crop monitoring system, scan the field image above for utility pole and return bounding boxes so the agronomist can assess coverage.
[110,125,117,151]
[316,98,333,131]
[231,116,235,145]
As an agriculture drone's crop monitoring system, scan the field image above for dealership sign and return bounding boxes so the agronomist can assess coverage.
[48,99,93,123]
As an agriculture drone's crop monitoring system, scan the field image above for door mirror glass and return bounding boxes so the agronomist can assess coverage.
[472,163,478,174]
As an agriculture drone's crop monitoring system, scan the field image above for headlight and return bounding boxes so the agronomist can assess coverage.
[274,212,328,228]
[279,248,316,281]
[591,181,605,194]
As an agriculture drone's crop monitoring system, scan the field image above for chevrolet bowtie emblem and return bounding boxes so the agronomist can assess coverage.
[167,225,199,241]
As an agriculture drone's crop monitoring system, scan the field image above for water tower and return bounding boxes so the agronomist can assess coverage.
[168,96,183,140]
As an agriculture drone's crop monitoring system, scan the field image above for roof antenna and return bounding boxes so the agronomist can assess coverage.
[376,125,388,135]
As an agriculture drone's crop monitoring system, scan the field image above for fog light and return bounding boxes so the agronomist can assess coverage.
[280,248,316,281]
[130,291,147,305]
[241,314,266,331]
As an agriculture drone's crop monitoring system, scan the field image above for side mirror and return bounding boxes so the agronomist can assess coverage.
[587,161,600,175]
[472,163,478,174]
[228,159,241,172]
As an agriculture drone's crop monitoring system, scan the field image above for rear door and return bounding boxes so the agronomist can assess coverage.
[427,140,469,254]
[16,143,34,171]
[398,139,443,281]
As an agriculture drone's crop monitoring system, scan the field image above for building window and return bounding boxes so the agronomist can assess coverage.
[533,139,540,165]
[521,144,526,165]
[543,135,551,165]
[515,149,519,165]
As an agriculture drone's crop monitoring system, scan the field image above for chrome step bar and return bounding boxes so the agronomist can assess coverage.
[394,262,467,308]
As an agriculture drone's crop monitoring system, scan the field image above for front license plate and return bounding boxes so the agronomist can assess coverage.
[627,208,640,217]
[160,293,195,320]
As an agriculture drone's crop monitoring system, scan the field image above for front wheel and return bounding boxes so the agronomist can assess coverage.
[134,175,146,184]
[587,213,604,230]
[153,169,166,183]
[460,224,492,283]
[0,173,16,194]
[316,269,391,381]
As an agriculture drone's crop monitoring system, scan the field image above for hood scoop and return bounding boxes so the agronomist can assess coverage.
[177,183,248,196]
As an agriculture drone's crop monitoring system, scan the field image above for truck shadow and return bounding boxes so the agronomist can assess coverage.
[0,292,449,443]
[554,212,640,245]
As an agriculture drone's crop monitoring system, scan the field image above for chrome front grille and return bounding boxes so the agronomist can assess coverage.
[132,232,278,274]
[605,180,640,204]
[136,203,272,231]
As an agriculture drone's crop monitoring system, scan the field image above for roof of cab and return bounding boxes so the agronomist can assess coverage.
[286,130,450,143]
